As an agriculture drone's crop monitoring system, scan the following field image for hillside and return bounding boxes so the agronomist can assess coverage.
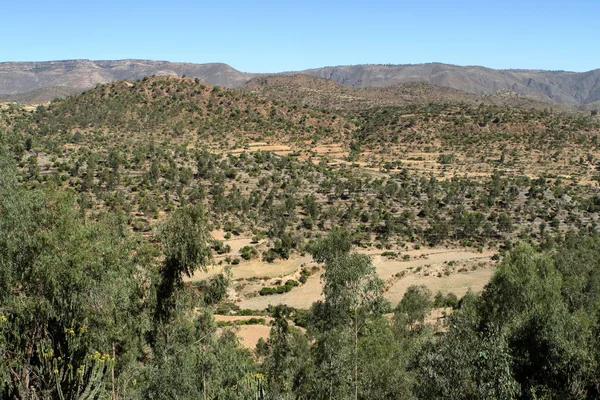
[2,75,599,243]
[0,86,82,103]
[29,75,352,149]
[8,75,600,182]
[242,75,557,111]
[242,75,480,110]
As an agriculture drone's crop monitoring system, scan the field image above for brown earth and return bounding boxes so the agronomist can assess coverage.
[197,247,499,310]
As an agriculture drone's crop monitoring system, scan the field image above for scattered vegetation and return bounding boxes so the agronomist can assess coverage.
[1,74,600,398]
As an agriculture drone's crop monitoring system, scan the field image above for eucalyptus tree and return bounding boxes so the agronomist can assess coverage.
[307,229,390,400]
[155,204,212,321]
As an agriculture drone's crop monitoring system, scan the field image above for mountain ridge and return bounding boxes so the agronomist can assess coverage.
[0,59,257,98]
[1,59,599,105]
[294,64,600,105]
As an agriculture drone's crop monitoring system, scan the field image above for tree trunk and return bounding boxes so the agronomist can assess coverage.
[354,310,358,400]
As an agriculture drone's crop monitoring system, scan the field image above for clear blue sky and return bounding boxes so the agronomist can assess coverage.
[2,0,598,73]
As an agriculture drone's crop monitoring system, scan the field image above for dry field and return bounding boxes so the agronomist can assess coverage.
[188,232,497,312]
[207,245,494,349]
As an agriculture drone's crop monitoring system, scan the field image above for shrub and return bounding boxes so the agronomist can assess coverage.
[433,291,459,308]
[259,280,299,296]
[240,245,258,260]
[212,240,231,254]
[259,287,276,296]
[262,249,278,263]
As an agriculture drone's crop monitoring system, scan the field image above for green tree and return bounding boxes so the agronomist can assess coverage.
[414,295,519,400]
[395,285,432,329]
[0,151,156,398]
[263,306,313,397]
[202,272,230,306]
[478,244,599,398]
[144,306,258,399]
[308,230,390,400]
[26,155,40,180]
[156,204,212,320]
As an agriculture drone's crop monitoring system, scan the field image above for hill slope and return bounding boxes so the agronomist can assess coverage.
[29,75,353,149]
[242,75,556,111]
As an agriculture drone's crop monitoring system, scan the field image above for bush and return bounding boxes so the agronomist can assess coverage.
[212,240,231,254]
[259,280,299,296]
[202,273,229,306]
[217,318,266,327]
[262,249,278,263]
[259,287,276,296]
[240,245,258,260]
[433,291,459,308]
[237,309,257,316]
[438,153,456,165]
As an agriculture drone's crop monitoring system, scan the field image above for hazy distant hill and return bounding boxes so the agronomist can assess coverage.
[0,59,257,102]
[295,63,600,105]
[0,86,83,104]
[1,59,599,105]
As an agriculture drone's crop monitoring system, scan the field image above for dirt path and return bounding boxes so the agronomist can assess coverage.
[239,272,325,310]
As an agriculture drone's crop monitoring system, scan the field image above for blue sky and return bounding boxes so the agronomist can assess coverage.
[2,0,598,72]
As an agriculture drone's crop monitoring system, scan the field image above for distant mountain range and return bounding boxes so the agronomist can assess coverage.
[1,59,599,106]
[0,60,257,103]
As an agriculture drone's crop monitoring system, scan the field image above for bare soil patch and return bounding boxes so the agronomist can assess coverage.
[185,255,313,282]
[234,247,496,310]
[218,325,271,349]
